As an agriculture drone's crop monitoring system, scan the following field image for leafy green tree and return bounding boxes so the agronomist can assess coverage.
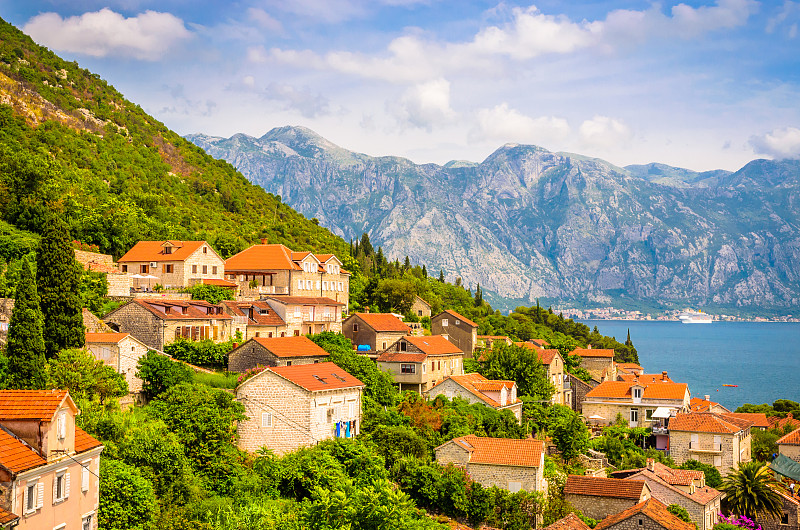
[5,257,46,389]
[136,350,193,399]
[186,283,234,304]
[720,461,782,521]
[46,348,128,402]
[476,343,555,401]
[36,214,84,357]
[668,504,694,525]
[551,408,590,461]
[99,458,159,530]
[751,429,780,461]
[79,269,108,316]
[680,460,723,488]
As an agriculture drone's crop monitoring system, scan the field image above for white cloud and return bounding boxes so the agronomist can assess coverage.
[392,78,456,130]
[474,104,570,146]
[23,8,191,61]
[579,116,633,149]
[263,83,331,118]
[242,75,256,88]
[669,0,757,38]
[749,127,800,159]
[246,8,284,33]
[261,0,366,24]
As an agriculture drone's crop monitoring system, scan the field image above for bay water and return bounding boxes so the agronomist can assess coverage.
[581,320,800,411]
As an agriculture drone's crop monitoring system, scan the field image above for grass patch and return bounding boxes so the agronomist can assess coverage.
[193,371,238,389]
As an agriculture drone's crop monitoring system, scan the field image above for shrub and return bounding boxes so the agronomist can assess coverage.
[136,350,193,399]
[99,458,158,530]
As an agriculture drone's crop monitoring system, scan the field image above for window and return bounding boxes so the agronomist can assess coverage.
[202,265,208,274]
[286,361,292,366]
[281,332,285,337]
[629,408,638,425]
[338,282,343,291]
[297,279,303,289]
[714,455,722,467]
[140,264,148,273]
[53,470,69,503]
[24,482,38,513]
[255,332,260,337]
[638,519,643,526]
[57,411,66,440]
[294,330,300,336]
[646,409,654,420]
[122,265,128,272]
[212,266,217,275]
[353,323,359,332]
[81,459,91,492]
[418,310,423,316]
[442,318,449,326]
[401,364,416,374]
[382,342,387,349]
[781,513,789,525]
[455,319,460,325]
[83,514,94,530]
[268,332,273,338]
[422,363,426,374]
[192,265,198,274]
[438,361,441,370]
[399,341,407,351]
[203,246,208,254]
[261,413,273,427]
[633,387,642,399]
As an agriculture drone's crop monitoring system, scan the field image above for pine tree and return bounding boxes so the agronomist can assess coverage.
[6,258,46,389]
[37,214,85,358]
[438,269,445,282]
[403,256,410,270]
[535,299,542,323]
[359,233,374,257]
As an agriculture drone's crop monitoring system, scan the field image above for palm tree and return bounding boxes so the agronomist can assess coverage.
[720,461,783,521]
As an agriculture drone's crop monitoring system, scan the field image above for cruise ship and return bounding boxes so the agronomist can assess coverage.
[678,310,713,324]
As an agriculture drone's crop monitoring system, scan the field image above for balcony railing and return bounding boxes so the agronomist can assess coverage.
[257,286,288,295]
[689,442,722,452]
[651,426,668,435]
[302,314,339,322]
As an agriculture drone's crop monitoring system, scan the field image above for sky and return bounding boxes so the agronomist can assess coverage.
[2,0,800,171]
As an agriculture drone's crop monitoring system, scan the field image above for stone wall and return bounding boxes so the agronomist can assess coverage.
[582,399,685,428]
[568,373,593,412]
[599,513,680,530]
[780,444,800,463]
[760,492,800,530]
[104,303,165,350]
[565,494,643,521]
[428,378,522,422]
[469,463,542,493]
[670,430,750,475]
[74,249,114,267]
[640,476,718,530]
[107,273,132,296]
[228,341,327,372]
[434,440,471,464]
[580,356,615,382]
[431,316,476,357]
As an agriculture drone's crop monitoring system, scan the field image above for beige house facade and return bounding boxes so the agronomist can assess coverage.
[235,362,363,456]
[668,412,753,475]
[431,310,478,357]
[411,296,432,318]
[435,435,545,494]
[516,343,570,406]
[378,335,464,393]
[222,300,287,340]
[582,378,690,428]
[228,336,330,372]
[0,390,103,530]
[118,240,225,289]
[84,332,150,398]
[342,313,410,352]
[427,373,523,422]
[264,296,344,336]
[571,347,617,383]
[74,249,131,296]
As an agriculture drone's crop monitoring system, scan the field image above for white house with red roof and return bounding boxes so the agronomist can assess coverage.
[0,390,103,530]
[263,296,344,335]
[118,240,225,289]
[235,362,364,455]
[378,335,464,393]
[84,332,150,399]
[435,435,546,494]
[428,373,523,422]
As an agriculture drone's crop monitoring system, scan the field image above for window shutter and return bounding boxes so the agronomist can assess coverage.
[36,482,43,509]
[53,477,58,503]
[82,465,90,492]
[65,472,70,498]
[22,486,28,513]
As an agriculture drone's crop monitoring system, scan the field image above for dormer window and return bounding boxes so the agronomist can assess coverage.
[57,411,66,440]
[164,246,172,254]
[633,388,642,399]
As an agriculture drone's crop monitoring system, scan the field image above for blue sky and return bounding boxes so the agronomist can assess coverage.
[2,0,800,171]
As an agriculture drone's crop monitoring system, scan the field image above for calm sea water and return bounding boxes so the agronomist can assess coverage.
[580,320,800,411]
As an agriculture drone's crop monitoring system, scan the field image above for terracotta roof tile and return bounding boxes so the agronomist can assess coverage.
[429,373,518,408]
[0,507,18,525]
[564,476,647,500]
[724,413,769,428]
[0,427,46,473]
[436,310,478,328]
[223,301,285,327]
[118,240,208,262]
[404,335,463,356]
[777,427,800,446]
[543,513,590,530]
[248,336,330,359]
[225,244,301,271]
[267,362,363,392]
[74,427,103,454]
[618,373,673,384]
[85,332,130,343]
[376,351,428,363]
[669,412,752,434]
[595,498,695,530]
[350,313,411,332]
[529,339,551,348]
[132,299,232,321]
[266,296,344,306]
[770,413,800,431]
[443,434,544,468]
[690,396,725,413]
[202,278,238,288]
[585,381,688,401]
[617,363,642,370]
[622,468,723,504]
[515,342,560,364]
[571,348,615,358]
[0,390,73,421]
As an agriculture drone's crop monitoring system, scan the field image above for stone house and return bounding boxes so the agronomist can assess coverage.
[235,362,363,456]
[103,299,233,351]
[434,434,545,494]
[689,395,732,414]
[769,413,800,432]
[74,249,131,296]
[263,296,344,336]
[431,310,478,357]
[0,299,12,346]
[0,390,104,530]
[377,335,464,393]
[411,296,432,318]
[84,332,150,399]
[777,427,800,463]
[581,377,690,430]
[228,336,330,372]
[564,475,651,521]
[342,313,410,352]
[761,487,800,530]
[477,335,513,350]
[118,240,225,289]
[611,460,723,530]
[516,343,571,406]
[224,243,350,308]
[570,347,617,383]
[222,300,287,340]
[529,338,550,349]
[594,498,696,530]
[427,373,523,422]
[617,363,643,377]
[567,373,595,413]
[544,513,591,530]
[668,412,753,475]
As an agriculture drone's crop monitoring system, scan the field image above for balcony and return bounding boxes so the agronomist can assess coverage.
[689,442,722,453]
[302,313,339,323]
[652,426,668,435]
[256,286,288,295]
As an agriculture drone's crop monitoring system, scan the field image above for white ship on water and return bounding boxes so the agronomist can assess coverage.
[678,310,713,324]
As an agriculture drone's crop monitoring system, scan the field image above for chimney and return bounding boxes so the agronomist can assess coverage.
[646,458,655,472]
[260,238,269,245]
[364,306,370,313]
[704,395,711,402]
[587,344,592,349]
[662,371,668,381]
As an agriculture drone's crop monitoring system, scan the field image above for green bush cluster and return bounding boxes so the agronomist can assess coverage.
[164,339,236,370]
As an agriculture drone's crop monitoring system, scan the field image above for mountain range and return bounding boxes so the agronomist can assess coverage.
[186,127,800,312]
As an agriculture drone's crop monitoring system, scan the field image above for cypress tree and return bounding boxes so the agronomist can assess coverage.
[474,283,483,306]
[625,328,633,347]
[422,265,427,278]
[36,214,85,358]
[438,269,445,282]
[6,258,46,389]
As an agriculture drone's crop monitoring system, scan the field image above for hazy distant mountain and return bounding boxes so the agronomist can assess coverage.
[186,128,800,311]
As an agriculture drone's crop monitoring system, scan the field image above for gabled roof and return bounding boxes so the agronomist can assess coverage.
[668,412,753,434]
[266,362,363,392]
[724,412,769,428]
[623,468,723,505]
[564,475,647,500]
[0,390,76,421]
[440,434,543,468]
[413,296,431,308]
[543,513,590,530]
[617,363,642,371]
[85,332,130,344]
[0,508,17,526]
[127,299,232,321]
[266,296,344,306]
[74,427,103,454]
[529,339,550,348]
[378,335,464,362]
[595,498,695,530]
[777,426,800,446]
[585,380,688,401]
[429,373,518,408]
[0,427,46,473]
[570,348,615,358]
[689,396,730,413]
[118,240,208,262]
[225,244,301,271]
[248,336,330,359]
[769,413,800,431]
[202,278,238,288]
[618,373,673,384]
[349,313,411,332]
[434,309,478,328]
[613,460,703,487]
[223,301,285,327]
[514,342,561,364]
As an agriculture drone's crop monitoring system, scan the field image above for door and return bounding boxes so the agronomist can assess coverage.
[629,408,638,427]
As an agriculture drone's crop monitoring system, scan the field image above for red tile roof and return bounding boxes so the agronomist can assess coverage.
[612,461,704,487]
[529,339,551,348]
[429,373,518,408]
[267,362,364,392]
[571,348,615,358]
[777,427,800,446]
[618,373,673,384]
[617,363,642,371]
[543,513,590,530]
[515,342,561,364]
[669,412,753,434]
[689,396,728,413]
[404,335,464,356]
[769,413,800,431]
[0,508,18,525]
[621,468,723,505]
[436,309,478,328]
[225,244,301,271]
[595,498,695,530]
[248,336,330,359]
[74,427,103,454]
[266,296,345,306]
[85,332,130,343]
[202,278,238,288]
[443,435,544,468]
[223,301,285,327]
[132,299,232,321]
[585,380,688,401]
[0,390,75,421]
[564,475,647,500]
[0,428,46,473]
[118,240,208,262]
[724,412,769,428]
[351,313,411,332]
